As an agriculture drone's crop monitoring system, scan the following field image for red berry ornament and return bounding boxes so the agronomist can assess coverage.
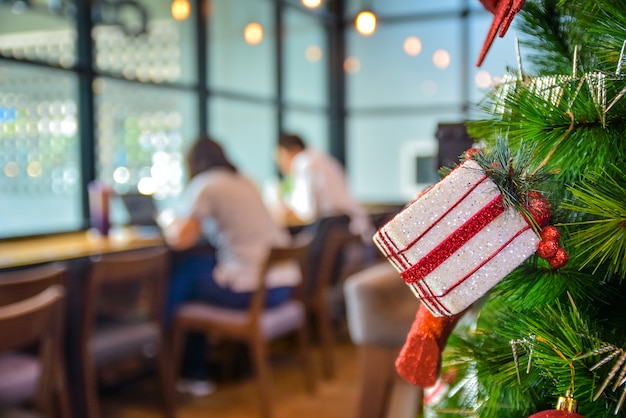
[535,225,568,269]
[537,240,559,259]
[526,191,551,227]
[548,248,569,269]
[464,148,480,160]
[528,410,584,418]
[528,391,584,417]
[540,225,560,242]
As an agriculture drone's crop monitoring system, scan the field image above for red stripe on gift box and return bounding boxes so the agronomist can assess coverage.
[412,224,532,316]
[400,193,505,315]
[379,174,490,271]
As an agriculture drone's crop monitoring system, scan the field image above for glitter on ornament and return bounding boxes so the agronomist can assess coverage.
[373,160,540,317]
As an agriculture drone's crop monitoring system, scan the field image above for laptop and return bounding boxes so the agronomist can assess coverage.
[120,193,159,227]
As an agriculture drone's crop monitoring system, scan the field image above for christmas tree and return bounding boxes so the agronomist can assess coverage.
[427,0,626,416]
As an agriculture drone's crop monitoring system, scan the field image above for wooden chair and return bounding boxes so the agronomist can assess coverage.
[0,281,70,418]
[81,247,175,418]
[0,262,67,306]
[172,238,317,418]
[304,221,365,380]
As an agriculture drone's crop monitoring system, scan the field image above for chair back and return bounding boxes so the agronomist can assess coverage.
[0,263,67,307]
[83,247,170,332]
[313,225,362,299]
[80,246,174,418]
[248,235,312,324]
[0,285,65,353]
[0,285,68,416]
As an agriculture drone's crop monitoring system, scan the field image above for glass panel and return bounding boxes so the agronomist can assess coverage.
[0,61,81,238]
[284,8,327,106]
[0,1,76,68]
[209,0,276,98]
[283,109,329,152]
[345,0,463,19]
[93,0,197,84]
[468,13,525,106]
[94,77,198,225]
[210,97,277,187]
[347,112,464,204]
[347,18,462,108]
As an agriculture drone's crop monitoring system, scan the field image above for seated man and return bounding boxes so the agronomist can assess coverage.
[273,133,374,294]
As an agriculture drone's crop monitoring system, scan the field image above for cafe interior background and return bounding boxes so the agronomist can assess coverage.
[0,0,523,240]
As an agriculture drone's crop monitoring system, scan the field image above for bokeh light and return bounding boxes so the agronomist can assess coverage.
[403,36,422,56]
[302,0,322,8]
[344,56,361,74]
[475,70,493,89]
[244,22,264,45]
[433,49,451,69]
[171,0,191,21]
[305,45,322,62]
[355,11,376,36]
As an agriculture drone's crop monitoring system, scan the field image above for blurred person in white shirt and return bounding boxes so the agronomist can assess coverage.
[273,133,374,298]
[274,133,372,239]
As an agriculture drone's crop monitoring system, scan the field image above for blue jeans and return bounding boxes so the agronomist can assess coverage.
[165,252,293,379]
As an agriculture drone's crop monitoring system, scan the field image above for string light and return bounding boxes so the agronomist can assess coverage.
[355,10,376,36]
[171,0,190,21]
[244,22,264,45]
[302,0,322,8]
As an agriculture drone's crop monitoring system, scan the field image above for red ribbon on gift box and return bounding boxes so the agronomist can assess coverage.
[376,174,492,271]
[377,173,534,316]
[402,193,532,316]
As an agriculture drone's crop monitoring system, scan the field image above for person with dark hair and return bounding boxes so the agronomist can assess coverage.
[160,135,298,396]
[275,133,372,239]
[274,133,374,302]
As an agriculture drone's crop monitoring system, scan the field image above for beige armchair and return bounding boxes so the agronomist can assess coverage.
[344,262,422,418]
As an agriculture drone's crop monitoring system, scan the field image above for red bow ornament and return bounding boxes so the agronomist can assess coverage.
[476,0,526,67]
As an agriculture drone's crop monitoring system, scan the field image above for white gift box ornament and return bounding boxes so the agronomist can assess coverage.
[373,159,540,317]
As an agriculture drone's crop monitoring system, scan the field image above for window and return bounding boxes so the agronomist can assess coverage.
[0,0,521,239]
[0,61,82,238]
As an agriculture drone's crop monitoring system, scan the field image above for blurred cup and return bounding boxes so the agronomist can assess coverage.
[88,180,111,236]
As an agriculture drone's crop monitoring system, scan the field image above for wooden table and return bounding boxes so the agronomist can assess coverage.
[0,227,168,417]
[0,227,165,270]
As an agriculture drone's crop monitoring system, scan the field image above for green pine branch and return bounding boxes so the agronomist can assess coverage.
[573,0,626,71]
[561,166,626,280]
[517,0,586,74]
[432,1,626,416]
[468,71,626,186]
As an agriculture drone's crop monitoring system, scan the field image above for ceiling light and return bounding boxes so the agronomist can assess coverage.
[171,0,191,21]
[355,10,376,36]
[302,0,322,8]
[244,22,264,45]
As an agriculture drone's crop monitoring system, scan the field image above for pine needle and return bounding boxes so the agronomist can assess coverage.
[561,166,626,279]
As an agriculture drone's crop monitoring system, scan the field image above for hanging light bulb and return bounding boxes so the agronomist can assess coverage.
[355,10,376,36]
[302,0,322,8]
[244,22,264,45]
[171,0,191,21]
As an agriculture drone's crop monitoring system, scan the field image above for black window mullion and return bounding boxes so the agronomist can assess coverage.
[276,0,284,137]
[75,0,96,230]
[196,0,209,134]
[327,0,346,165]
